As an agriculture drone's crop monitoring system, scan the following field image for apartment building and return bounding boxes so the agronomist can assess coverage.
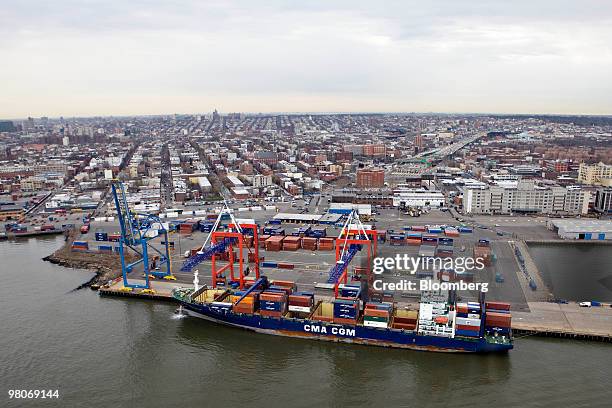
[252,174,272,188]
[578,162,612,186]
[464,180,589,215]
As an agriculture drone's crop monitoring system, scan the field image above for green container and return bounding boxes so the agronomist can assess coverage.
[364,315,389,323]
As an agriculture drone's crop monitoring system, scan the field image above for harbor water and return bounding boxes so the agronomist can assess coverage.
[528,243,612,302]
[1,237,611,407]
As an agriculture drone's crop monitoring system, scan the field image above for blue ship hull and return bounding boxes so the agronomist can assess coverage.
[178,301,513,353]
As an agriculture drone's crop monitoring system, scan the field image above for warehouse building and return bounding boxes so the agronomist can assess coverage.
[548,219,612,240]
[272,213,321,224]
[392,189,445,208]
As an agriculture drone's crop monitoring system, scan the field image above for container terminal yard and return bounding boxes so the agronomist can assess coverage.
[18,185,608,345]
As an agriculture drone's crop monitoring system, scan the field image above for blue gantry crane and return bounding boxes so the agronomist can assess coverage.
[111,180,172,290]
[180,237,237,273]
[327,244,360,284]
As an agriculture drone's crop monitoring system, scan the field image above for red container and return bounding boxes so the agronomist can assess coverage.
[260,310,284,318]
[392,322,416,330]
[485,312,511,328]
[393,316,417,325]
[265,236,284,251]
[485,301,511,311]
[259,235,270,248]
[288,295,313,307]
[333,318,357,325]
[277,263,295,270]
[302,237,318,250]
[456,324,480,331]
[271,279,295,289]
[282,242,300,251]
[260,293,287,302]
[233,303,255,314]
[364,309,390,318]
[456,305,469,314]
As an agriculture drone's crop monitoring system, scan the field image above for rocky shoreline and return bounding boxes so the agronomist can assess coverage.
[42,232,134,288]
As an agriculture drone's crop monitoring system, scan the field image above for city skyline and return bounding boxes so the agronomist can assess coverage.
[2,0,612,118]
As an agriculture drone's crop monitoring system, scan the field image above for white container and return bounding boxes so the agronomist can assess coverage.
[288,305,312,313]
[363,320,389,328]
[456,317,481,326]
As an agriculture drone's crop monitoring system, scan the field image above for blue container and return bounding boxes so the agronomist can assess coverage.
[455,329,480,337]
[262,262,277,268]
[199,223,213,233]
[458,227,473,233]
[95,232,108,241]
[268,219,282,225]
[210,303,232,313]
[98,245,113,251]
[310,227,327,238]
[260,301,282,311]
[340,286,360,297]
[329,208,353,215]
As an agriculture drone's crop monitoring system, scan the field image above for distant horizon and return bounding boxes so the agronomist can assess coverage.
[4,110,612,122]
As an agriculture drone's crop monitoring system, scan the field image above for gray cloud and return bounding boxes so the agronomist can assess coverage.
[1,0,611,117]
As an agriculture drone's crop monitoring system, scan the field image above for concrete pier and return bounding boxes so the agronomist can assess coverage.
[512,302,612,342]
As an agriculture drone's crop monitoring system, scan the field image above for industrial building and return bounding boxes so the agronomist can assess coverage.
[391,189,445,208]
[464,180,589,215]
[578,162,612,186]
[548,219,612,240]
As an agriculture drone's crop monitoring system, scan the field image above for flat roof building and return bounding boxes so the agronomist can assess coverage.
[548,219,612,240]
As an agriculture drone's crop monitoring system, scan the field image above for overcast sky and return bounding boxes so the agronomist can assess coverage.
[1,0,611,118]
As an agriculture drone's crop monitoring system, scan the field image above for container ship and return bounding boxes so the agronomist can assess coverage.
[172,276,513,353]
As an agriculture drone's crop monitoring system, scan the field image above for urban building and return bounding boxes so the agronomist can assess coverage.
[548,219,611,240]
[594,187,612,213]
[464,181,589,215]
[578,162,612,186]
[391,189,445,208]
[356,167,385,188]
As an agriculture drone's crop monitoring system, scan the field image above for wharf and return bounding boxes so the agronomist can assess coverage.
[525,239,612,245]
[6,229,67,238]
[512,302,612,342]
[98,278,179,302]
